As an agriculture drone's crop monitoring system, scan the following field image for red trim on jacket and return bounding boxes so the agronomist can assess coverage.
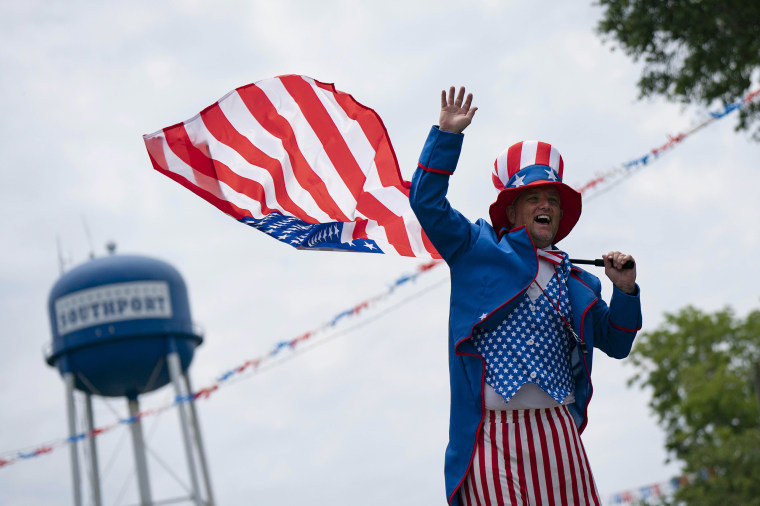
[418,162,454,175]
[571,271,597,434]
[447,348,486,505]
[609,321,642,333]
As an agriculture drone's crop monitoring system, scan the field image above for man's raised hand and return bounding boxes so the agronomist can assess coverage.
[439,86,477,134]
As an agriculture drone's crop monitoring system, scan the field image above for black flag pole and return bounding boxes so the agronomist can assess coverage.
[569,258,635,269]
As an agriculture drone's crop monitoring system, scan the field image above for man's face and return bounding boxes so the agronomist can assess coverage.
[506,187,563,248]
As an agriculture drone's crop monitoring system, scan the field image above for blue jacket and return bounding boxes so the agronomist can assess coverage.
[409,127,642,505]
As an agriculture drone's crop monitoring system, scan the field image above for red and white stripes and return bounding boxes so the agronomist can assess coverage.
[143,74,439,258]
[492,141,565,191]
[459,406,600,506]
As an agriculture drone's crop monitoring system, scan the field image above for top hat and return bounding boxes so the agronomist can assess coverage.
[488,140,582,243]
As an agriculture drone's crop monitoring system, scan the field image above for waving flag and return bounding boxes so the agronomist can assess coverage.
[143,74,439,258]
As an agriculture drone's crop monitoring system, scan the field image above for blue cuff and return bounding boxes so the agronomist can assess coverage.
[610,284,642,332]
[417,126,464,175]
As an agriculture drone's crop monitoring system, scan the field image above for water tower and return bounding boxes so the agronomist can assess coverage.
[45,247,214,506]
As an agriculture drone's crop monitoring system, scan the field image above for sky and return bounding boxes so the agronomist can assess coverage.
[1,1,758,505]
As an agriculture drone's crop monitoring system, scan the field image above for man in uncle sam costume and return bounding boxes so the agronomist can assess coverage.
[409,87,641,506]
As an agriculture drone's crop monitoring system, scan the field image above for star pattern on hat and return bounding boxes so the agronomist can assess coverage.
[471,265,575,404]
[510,174,525,187]
[545,168,558,181]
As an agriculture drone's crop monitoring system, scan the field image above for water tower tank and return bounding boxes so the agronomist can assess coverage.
[46,253,203,398]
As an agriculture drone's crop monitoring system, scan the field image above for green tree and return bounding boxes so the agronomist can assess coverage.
[628,305,760,504]
[595,0,760,139]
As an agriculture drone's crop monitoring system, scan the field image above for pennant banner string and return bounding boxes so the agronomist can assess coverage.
[605,468,715,504]
[0,260,445,469]
[575,88,759,200]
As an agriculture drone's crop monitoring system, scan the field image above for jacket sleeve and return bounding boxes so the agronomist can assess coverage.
[409,126,478,263]
[590,283,642,359]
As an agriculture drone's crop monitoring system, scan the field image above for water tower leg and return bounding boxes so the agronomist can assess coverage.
[167,349,204,506]
[64,372,83,506]
[127,397,153,506]
[183,373,216,506]
[84,393,103,506]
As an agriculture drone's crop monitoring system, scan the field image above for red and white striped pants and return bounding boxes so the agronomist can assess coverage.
[458,406,600,506]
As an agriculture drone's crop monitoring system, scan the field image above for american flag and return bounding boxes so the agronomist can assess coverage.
[143,74,439,258]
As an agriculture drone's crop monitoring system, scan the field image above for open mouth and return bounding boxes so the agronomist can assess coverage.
[534,214,551,224]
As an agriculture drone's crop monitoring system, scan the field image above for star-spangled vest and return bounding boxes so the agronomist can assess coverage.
[471,256,575,405]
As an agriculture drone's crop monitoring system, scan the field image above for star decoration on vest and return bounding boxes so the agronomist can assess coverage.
[471,269,575,404]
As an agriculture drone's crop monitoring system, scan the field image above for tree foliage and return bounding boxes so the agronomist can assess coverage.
[595,0,760,139]
[628,305,760,504]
